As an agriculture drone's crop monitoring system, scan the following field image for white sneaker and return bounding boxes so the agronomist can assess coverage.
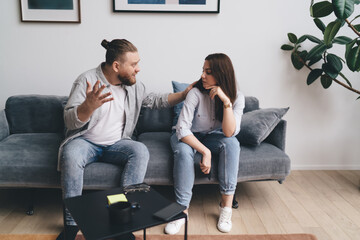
[217,206,232,233]
[164,218,186,235]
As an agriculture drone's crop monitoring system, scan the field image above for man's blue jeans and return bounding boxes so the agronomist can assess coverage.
[60,137,149,226]
[170,132,240,208]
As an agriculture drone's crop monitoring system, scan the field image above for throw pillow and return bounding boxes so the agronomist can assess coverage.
[237,107,289,146]
[172,81,190,127]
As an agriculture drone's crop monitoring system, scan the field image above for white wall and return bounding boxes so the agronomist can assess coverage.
[1,0,359,169]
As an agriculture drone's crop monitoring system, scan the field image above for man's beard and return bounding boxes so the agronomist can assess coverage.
[117,73,135,86]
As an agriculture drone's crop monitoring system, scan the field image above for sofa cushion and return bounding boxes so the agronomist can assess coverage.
[5,95,67,134]
[83,162,123,189]
[243,96,259,113]
[237,108,289,146]
[135,108,173,135]
[171,81,190,127]
[138,132,174,184]
[0,133,62,187]
[237,143,291,182]
[0,109,9,141]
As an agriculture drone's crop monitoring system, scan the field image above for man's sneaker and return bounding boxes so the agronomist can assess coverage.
[217,206,232,233]
[164,218,186,235]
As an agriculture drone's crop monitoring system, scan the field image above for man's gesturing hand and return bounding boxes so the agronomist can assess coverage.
[85,80,113,111]
[77,80,113,122]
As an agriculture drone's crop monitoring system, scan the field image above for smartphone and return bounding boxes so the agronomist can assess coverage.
[153,202,186,221]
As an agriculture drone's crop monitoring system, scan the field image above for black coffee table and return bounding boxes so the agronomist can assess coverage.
[64,187,187,240]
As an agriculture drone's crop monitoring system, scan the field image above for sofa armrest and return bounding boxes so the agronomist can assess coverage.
[0,109,10,141]
[264,120,287,151]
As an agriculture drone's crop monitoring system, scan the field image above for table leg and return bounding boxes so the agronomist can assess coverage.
[143,228,146,240]
[184,216,188,240]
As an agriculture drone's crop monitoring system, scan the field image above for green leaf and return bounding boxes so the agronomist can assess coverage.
[299,50,308,60]
[281,44,294,51]
[297,35,307,44]
[294,45,301,52]
[311,1,334,18]
[355,0,360,4]
[340,19,346,27]
[291,51,305,70]
[288,33,297,43]
[339,72,352,87]
[308,54,323,66]
[322,63,339,78]
[314,18,326,32]
[321,54,343,80]
[333,36,353,44]
[307,43,327,60]
[327,54,343,72]
[305,34,323,44]
[320,74,333,89]
[353,24,360,32]
[346,45,360,71]
[346,39,357,58]
[324,21,342,46]
[339,56,346,64]
[350,14,360,23]
[296,34,322,44]
[307,69,323,85]
[332,0,355,20]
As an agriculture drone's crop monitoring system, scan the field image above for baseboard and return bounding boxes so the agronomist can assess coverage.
[291,165,360,170]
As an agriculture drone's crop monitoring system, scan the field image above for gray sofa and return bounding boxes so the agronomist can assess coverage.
[0,94,290,192]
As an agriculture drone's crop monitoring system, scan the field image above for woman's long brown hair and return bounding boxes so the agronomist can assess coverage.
[194,53,237,121]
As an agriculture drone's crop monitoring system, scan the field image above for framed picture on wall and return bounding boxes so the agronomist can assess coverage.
[113,0,220,13]
[20,0,81,23]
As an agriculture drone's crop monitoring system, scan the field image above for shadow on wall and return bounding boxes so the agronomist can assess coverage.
[280,57,335,113]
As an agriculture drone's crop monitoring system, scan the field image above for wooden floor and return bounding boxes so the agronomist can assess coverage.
[0,171,359,240]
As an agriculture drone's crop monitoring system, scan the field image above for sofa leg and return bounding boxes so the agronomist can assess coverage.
[25,188,35,215]
[232,197,239,209]
[26,205,34,215]
[278,180,283,184]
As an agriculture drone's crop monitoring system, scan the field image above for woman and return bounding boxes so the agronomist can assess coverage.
[165,53,245,234]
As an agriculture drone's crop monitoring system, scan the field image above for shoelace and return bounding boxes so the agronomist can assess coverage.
[219,209,231,224]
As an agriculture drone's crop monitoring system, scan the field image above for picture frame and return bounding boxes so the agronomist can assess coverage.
[113,0,220,13]
[20,0,81,23]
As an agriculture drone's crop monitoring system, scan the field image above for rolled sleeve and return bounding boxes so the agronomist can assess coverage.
[141,80,170,109]
[176,127,193,140]
[232,91,245,137]
[175,89,199,140]
[64,105,89,130]
[63,80,89,130]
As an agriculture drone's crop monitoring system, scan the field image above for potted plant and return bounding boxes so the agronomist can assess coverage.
[281,0,360,99]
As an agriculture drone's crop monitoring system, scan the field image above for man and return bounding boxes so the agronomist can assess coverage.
[57,39,192,240]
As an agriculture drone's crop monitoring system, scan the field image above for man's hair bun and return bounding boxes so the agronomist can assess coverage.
[101,39,109,49]
[102,39,137,65]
